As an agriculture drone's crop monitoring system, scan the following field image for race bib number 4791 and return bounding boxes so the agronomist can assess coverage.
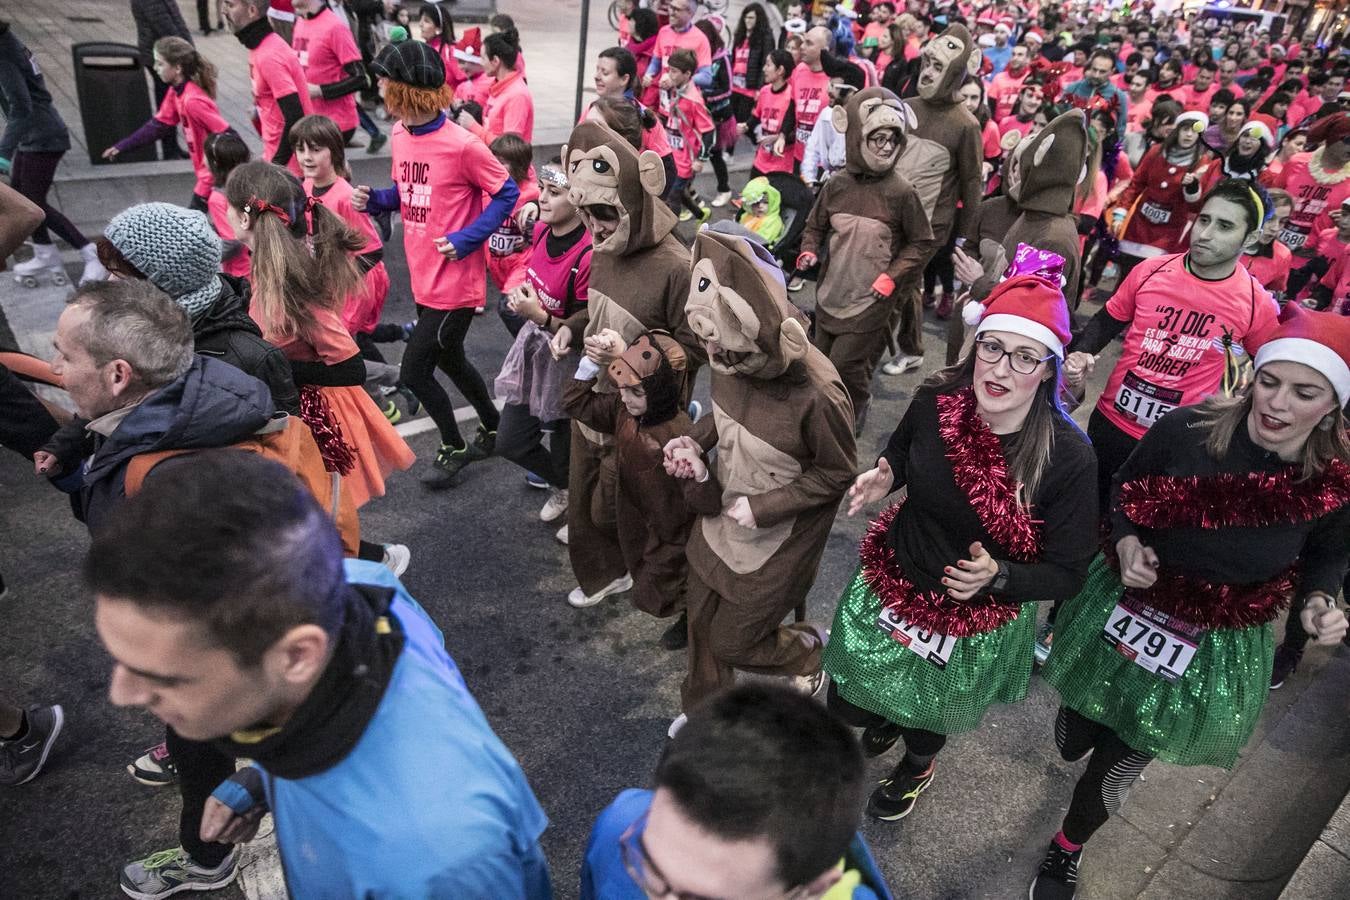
[1101,596,1202,682]
[878,607,955,669]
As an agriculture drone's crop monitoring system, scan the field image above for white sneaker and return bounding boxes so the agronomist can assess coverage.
[787,276,806,293]
[792,668,826,697]
[555,524,569,545]
[667,713,688,739]
[711,190,732,208]
[13,242,62,276]
[567,573,634,608]
[380,543,411,577]
[539,487,569,523]
[79,243,108,284]
[881,354,923,376]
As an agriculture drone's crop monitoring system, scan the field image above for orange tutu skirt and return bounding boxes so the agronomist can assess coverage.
[313,384,414,507]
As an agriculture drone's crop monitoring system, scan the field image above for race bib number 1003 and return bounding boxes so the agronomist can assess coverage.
[878,607,955,669]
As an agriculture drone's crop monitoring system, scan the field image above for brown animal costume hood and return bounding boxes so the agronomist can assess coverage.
[686,231,810,381]
[916,24,981,104]
[833,86,911,178]
[563,120,678,257]
[1004,109,1089,216]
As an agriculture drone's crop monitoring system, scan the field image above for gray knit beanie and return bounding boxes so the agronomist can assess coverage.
[104,203,223,319]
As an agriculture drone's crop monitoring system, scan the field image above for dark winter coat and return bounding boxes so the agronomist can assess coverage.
[130,0,192,67]
[199,276,301,415]
[0,24,71,157]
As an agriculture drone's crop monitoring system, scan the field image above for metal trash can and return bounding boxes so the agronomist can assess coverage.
[71,42,155,165]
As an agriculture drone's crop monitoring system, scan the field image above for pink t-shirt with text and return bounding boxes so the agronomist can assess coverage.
[789,64,831,161]
[155,81,230,197]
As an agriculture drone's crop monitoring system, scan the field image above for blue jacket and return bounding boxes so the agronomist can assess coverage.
[234,561,553,899]
[580,789,891,900]
[1060,78,1129,139]
[70,355,274,531]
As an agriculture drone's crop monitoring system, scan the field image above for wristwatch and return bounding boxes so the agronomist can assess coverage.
[990,560,1010,594]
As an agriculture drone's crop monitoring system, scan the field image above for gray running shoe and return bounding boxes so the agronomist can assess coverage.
[0,704,63,786]
[120,848,238,900]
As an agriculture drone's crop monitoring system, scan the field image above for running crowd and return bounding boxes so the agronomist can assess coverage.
[3,1,1350,898]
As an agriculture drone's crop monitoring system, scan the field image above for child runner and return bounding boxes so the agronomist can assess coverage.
[822,273,1098,827]
[742,48,797,178]
[659,48,715,222]
[494,162,592,534]
[355,40,518,489]
[1033,306,1350,899]
[1240,187,1295,302]
[204,131,253,278]
[291,115,407,421]
[566,329,694,649]
[102,37,230,211]
[224,160,414,563]
[486,134,541,322]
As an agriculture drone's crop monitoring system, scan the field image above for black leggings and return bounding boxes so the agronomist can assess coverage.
[10,152,89,248]
[827,682,947,770]
[497,403,570,488]
[166,726,235,868]
[1055,707,1154,845]
[924,234,957,295]
[401,305,499,448]
[709,147,730,193]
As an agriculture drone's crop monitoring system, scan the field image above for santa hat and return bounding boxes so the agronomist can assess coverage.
[1023,29,1044,45]
[455,27,482,56]
[1309,111,1350,147]
[962,274,1072,359]
[997,16,1015,30]
[1175,110,1209,134]
[1240,120,1275,148]
[1253,304,1350,407]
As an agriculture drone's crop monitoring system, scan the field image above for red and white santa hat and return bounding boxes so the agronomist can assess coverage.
[1252,304,1350,406]
[1023,29,1045,45]
[962,274,1073,359]
[1175,110,1209,133]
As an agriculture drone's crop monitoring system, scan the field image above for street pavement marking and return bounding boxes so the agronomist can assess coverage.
[393,399,505,440]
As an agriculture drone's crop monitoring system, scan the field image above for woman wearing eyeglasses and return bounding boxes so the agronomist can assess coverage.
[821,265,1099,825]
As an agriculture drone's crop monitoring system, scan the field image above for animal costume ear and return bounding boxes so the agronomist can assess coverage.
[966,48,983,77]
[780,316,809,364]
[1033,133,1056,167]
[832,104,850,133]
[638,149,667,197]
[901,100,918,132]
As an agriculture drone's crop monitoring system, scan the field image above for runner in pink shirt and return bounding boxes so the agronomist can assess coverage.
[223,0,311,171]
[203,131,253,279]
[659,49,715,219]
[742,49,797,176]
[788,27,833,162]
[485,134,542,300]
[356,40,519,489]
[458,30,534,146]
[641,0,712,91]
[417,4,467,90]
[103,37,230,210]
[291,0,364,138]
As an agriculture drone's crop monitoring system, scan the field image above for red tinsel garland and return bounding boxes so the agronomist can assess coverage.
[935,388,1040,560]
[299,386,357,476]
[1119,459,1350,531]
[857,388,1043,637]
[1101,544,1298,629]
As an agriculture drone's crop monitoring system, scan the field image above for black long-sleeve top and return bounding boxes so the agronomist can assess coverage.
[878,389,1099,604]
[1109,405,1350,597]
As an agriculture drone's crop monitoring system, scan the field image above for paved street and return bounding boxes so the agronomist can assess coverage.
[4,173,1350,898]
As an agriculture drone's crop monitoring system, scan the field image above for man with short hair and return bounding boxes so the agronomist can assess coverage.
[90,452,553,898]
[789,26,835,164]
[1178,61,1218,112]
[642,0,713,90]
[1061,49,1129,138]
[1217,56,1239,90]
[989,43,1032,121]
[222,0,312,168]
[581,684,883,899]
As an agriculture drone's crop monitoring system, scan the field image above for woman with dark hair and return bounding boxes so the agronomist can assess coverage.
[694,18,736,207]
[586,45,678,189]
[1203,96,1250,153]
[1031,304,1350,899]
[823,271,1098,825]
[1260,127,1308,186]
[1124,95,1180,167]
[459,28,533,146]
[730,3,774,125]
[417,3,465,90]
[1220,120,1274,183]
[1253,90,1294,136]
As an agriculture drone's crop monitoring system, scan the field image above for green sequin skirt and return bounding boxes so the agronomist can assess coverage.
[1041,554,1274,769]
[823,566,1037,736]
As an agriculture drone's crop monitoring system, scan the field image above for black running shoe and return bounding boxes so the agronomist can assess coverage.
[861,720,903,757]
[472,423,497,458]
[421,442,474,489]
[866,761,934,821]
[1270,643,1304,690]
[659,612,688,651]
[1029,841,1081,900]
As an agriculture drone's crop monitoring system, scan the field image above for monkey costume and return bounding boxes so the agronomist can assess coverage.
[799,87,933,426]
[947,110,1090,364]
[892,24,983,360]
[678,231,857,710]
[561,121,702,600]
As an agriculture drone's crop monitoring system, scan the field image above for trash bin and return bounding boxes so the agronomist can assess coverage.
[72,42,155,166]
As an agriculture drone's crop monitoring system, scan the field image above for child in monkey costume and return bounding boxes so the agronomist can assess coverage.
[559,120,704,608]
[797,86,933,431]
[665,230,857,731]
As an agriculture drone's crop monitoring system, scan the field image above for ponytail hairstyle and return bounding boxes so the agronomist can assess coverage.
[694,18,725,56]
[484,28,520,70]
[153,36,218,98]
[289,114,349,180]
[223,161,364,339]
[599,45,638,94]
[204,130,250,187]
[588,96,644,149]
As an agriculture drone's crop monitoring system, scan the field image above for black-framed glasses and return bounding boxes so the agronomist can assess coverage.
[974,338,1054,375]
[866,131,900,150]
